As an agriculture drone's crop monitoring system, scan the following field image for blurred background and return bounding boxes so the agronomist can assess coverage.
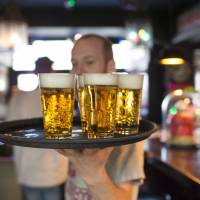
[0,0,200,200]
[0,0,199,123]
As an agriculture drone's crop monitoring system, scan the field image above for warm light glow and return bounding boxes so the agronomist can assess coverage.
[183,98,191,105]
[173,89,183,96]
[138,29,146,36]
[138,29,150,41]
[0,21,28,49]
[160,58,185,65]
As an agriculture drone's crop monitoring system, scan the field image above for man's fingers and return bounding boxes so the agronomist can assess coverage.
[83,147,114,155]
[82,148,99,155]
[56,149,66,156]
[57,149,78,157]
[57,147,114,159]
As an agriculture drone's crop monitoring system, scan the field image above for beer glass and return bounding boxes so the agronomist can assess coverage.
[115,74,144,135]
[39,73,75,139]
[77,75,87,133]
[83,73,118,138]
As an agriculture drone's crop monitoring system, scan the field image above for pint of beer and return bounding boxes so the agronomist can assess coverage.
[77,75,87,133]
[39,73,75,139]
[115,74,144,135]
[83,73,118,138]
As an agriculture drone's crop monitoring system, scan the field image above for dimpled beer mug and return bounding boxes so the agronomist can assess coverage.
[115,74,144,135]
[77,75,87,133]
[39,73,75,139]
[83,73,118,138]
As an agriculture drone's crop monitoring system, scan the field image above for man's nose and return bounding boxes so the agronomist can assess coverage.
[72,65,82,75]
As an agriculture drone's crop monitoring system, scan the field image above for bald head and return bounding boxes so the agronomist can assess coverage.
[77,34,114,63]
[71,34,115,74]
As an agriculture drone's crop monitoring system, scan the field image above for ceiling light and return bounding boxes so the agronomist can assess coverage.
[160,58,185,65]
[159,47,186,66]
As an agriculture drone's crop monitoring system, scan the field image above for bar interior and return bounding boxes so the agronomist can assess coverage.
[0,0,200,200]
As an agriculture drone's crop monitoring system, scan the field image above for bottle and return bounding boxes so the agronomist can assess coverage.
[161,89,200,147]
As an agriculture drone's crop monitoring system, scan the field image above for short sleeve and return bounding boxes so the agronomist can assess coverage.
[106,141,145,184]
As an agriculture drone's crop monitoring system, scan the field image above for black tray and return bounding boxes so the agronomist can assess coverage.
[0,118,157,149]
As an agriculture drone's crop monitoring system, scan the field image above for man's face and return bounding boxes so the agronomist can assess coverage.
[71,38,107,74]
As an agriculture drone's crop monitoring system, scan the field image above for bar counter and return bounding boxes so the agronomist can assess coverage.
[144,132,200,200]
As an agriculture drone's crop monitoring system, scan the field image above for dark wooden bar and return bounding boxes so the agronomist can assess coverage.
[143,135,200,200]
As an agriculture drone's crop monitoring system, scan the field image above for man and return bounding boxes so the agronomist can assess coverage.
[6,57,68,200]
[58,34,145,200]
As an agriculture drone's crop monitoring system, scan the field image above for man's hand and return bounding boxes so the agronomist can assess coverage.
[58,147,139,200]
[57,147,113,185]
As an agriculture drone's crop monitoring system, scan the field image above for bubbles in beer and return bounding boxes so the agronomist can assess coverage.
[84,85,117,138]
[78,87,87,132]
[41,87,74,139]
[115,88,142,134]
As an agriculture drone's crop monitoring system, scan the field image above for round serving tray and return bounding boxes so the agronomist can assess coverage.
[0,117,158,149]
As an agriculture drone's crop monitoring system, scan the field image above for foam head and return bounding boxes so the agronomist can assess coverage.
[83,73,118,86]
[117,74,144,89]
[39,73,75,88]
[77,75,84,88]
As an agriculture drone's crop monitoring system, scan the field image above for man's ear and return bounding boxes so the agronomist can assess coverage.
[106,60,115,73]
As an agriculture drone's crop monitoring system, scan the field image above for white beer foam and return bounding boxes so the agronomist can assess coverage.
[77,75,84,87]
[84,73,117,86]
[117,74,144,89]
[39,73,75,88]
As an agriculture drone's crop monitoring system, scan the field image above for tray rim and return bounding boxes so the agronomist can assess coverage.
[0,117,158,149]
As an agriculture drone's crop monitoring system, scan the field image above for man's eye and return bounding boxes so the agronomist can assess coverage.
[86,61,94,65]
[72,63,77,67]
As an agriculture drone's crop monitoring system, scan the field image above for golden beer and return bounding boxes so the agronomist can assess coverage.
[83,73,118,138]
[39,73,75,139]
[115,74,143,135]
[77,87,87,132]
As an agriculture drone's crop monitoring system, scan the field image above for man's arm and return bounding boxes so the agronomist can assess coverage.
[87,171,139,200]
[58,148,139,200]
